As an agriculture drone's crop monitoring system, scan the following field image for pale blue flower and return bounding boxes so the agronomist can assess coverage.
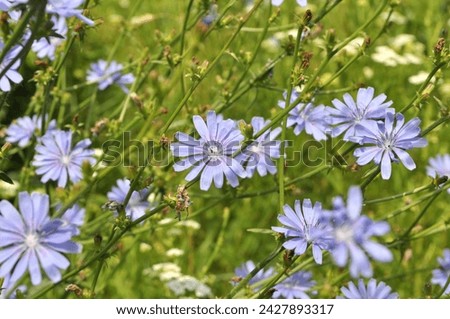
[32,129,96,188]
[86,60,135,93]
[5,115,56,148]
[171,111,246,191]
[0,0,27,11]
[0,42,23,92]
[278,91,331,141]
[237,116,281,177]
[338,279,398,299]
[431,249,450,295]
[323,186,393,278]
[0,192,82,285]
[60,204,85,236]
[352,111,427,179]
[201,3,218,26]
[427,154,450,194]
[0,0,11,10]
[233,260,274,291]
[46,0,94,26]
[328,87,393,140]
[272,271,316,299]
[0,274,26,299]
[272,199,332,264]
[107,178,151,221]
[32,16,67,60]
[1,0,27,8]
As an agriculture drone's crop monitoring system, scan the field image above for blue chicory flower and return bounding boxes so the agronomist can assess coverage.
[431,248,450,295]
[5,114,56,148]
[338,278,399,299]
[272,199,332,264]
[233,260,274,291]
[0,0,27,11]
[107,178,151,221]
[328,87,393,140]
[351,110,427,180]
[237,116,281,177]
[86,60,135,93]
[0,0,11,10]
[201,3,218,26]
[0,42,23,92]
[2,0,27,8]
[427,154,450,193]
[60,204,85,236]
[278,91,331,141]
[0,192,82,285]
[0,273,27,299]
[323,186,393,278]
[46,0,94,26]
[32,16,67,60]
[171,111,247,191]
[272,271,316,299]
[32,129,96,188]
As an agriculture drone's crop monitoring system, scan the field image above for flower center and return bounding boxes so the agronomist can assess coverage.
[24,232,40,249]
[203,141,223,161]
[249,143,262,154]
[335,224,354,243]
[61,155,71,166]
[382,138,393,150]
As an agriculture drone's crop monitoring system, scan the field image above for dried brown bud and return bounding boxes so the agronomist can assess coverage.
[434,37,445,55]
[65,284,83,297]
[301,52,313,70]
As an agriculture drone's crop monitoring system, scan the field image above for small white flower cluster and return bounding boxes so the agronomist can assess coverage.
[143,262,212,298]
[371,34,424,67]
[166,276,212,298]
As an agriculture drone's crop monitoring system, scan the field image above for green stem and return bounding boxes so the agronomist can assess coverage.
[320,47,364,89]
[118,164,147,219]
[226,245,284,298]
[364,183,434,205]
[313,0,343,25]
[0,2,37,77]
[179,0,195,98]
[400,188,444,239]
[228,4,272,100]
[435,275,450,298]
[360,167,380,191]
[333,0,389,53]
[421,115,450,137]
[253,256,314,299]
[199,207,230,277]
[399,61,447,114]
[83,89,98,136]
[382,186,448,220]
[277,13,305,213]
[217,53,286,113]
[90,260,104,295]
[159,0,264,135]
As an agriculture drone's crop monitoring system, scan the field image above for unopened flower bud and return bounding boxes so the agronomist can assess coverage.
[434,37,445,56]
[1,142,12,154]
[239,120,254,139]
[303,9,312,25]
